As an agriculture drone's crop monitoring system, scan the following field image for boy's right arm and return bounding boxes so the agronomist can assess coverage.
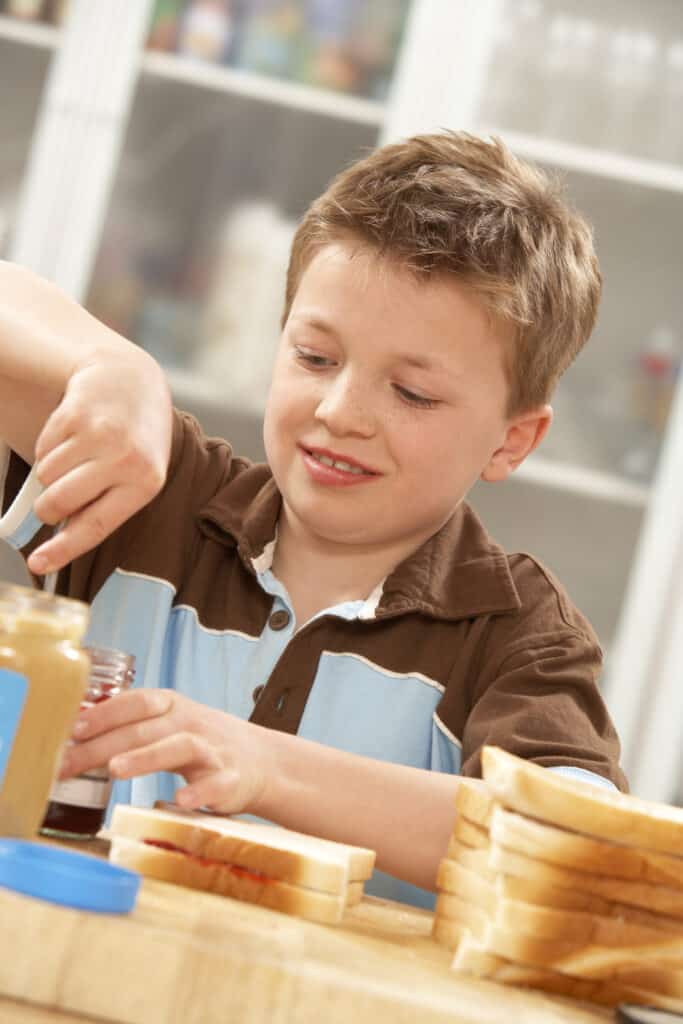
[0,261,173,574]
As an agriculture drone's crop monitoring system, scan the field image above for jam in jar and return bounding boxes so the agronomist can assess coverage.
[41,645,135,839]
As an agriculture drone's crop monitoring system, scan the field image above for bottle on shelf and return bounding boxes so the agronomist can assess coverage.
[146,0,185,52]
[194,199,295,411]
[621,324,681,481]
[176,0,235,64]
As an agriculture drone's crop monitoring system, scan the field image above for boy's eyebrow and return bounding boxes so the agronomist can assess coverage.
[291,315,339,337]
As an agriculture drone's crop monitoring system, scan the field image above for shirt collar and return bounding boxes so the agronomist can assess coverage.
[198,463,520,622]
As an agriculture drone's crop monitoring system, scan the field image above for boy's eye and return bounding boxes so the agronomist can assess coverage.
[294,345,335,368]
[394,384,440,409]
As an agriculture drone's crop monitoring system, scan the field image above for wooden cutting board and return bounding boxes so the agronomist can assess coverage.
[0,844,610,1024]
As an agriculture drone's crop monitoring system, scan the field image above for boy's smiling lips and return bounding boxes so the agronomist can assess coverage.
[298,444,381,485]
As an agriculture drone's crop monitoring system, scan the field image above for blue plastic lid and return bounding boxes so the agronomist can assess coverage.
[0,840,140,913]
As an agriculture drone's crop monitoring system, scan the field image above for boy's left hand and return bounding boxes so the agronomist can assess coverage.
[59,690,273,815]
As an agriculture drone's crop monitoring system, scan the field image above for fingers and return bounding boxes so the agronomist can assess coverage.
[27,483,150,574]
[58,690,175,778]
[110,732,223,782]
[34,402,77,466]
[35,434,94,490]
[175,770,242,813]
[74,689,174,741]
[34,460,110,526]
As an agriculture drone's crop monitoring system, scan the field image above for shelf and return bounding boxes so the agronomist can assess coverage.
[140,50,385,127]
[514,455,650,508]
[168,369,651,507]
[482,129,683,196]
[167,366,264,417]
[0,13,60,50]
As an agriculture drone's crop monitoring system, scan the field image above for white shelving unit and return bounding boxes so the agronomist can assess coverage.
[515,456,649,507]
[0,13,60,49]
[485,129,683,195]
[141,50,384,126]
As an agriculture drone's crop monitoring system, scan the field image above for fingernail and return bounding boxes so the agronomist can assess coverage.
[29,553,48,574]
[72,719,88,738]
[110,756,128,776]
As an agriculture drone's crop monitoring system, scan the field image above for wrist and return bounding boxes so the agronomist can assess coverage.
[246,723,307,821]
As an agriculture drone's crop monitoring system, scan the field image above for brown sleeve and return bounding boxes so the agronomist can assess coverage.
[459,627,627,791]
[449,553,627,792]
[2,448,31,516]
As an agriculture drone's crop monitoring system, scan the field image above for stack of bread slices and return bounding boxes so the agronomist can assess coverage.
[433,746,683,1012]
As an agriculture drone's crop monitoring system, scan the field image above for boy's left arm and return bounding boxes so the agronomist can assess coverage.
[60,689,461,891]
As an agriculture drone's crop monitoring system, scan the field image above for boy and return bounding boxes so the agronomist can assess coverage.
[0,132,626,908]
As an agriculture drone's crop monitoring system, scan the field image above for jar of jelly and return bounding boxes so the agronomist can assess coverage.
[41,645,136,839]
[0,582,90,839]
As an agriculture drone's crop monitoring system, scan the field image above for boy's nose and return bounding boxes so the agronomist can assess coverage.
[314,373,375,438]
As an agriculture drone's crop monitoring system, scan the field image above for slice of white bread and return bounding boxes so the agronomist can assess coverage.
[432,915,467,950]
[109,835,360,924]
[436,857,683,943]
[482,746,683,856]
[109,804,375,893]
[468,922,683,977]
[453,932,683,1013]
[445,837,495,880]
[490,804,683,889]
[451,814,489,850]
[454,778,494,828]
[434,891,488,939]
[490,843,683,919]
[447,836,683,931]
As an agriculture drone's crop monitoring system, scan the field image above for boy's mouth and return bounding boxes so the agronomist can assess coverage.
[300,445,379,477]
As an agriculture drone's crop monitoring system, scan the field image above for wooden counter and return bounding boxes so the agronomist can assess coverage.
[0,839,611,1024]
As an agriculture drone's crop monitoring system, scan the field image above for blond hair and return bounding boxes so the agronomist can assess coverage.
[284,131,601,415]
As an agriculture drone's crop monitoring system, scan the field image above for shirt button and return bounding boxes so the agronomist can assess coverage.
[269,609,290,631]
[252,685,264,704]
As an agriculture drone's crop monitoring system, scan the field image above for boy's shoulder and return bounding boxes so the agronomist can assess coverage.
[404,501,599,651]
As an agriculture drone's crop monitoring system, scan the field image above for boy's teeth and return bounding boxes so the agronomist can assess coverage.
[312,452,365,474]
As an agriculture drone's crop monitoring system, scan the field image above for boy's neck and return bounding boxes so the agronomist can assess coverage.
[271,512,420,627]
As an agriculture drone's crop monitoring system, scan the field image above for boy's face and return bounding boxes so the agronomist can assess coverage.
[264,241,544,559]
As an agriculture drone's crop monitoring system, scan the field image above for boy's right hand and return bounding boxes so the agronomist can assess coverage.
[27,347,172,576]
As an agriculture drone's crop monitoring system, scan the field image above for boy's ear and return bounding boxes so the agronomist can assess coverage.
[481,404,553,483]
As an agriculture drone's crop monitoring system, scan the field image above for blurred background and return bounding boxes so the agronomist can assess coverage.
[1,0,682,802]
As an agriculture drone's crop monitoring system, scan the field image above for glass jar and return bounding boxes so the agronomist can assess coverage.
[41,645,136,839]
[0,582,90,839]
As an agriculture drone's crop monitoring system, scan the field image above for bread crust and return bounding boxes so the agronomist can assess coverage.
[491,805,683,889]
[482,746,683,856]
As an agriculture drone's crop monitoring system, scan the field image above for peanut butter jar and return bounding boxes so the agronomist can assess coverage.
[0,582,90,838]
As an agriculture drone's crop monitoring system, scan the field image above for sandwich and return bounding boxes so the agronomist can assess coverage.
[432,746,683,1013]
[107,802,375,924]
